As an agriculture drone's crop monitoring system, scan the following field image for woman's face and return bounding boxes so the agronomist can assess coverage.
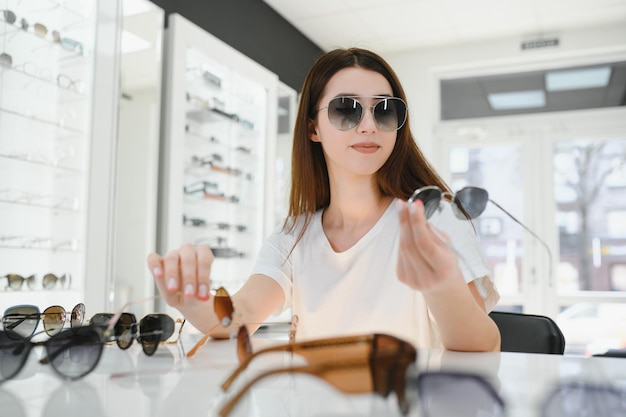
[311,67,397,179]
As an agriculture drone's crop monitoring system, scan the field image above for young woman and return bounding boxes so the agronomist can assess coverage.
[147,48,500,352]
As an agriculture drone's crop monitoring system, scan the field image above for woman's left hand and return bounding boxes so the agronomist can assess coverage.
[396,199,466,293]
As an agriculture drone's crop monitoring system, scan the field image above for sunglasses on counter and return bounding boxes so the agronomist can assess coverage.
[0,294,184,383]
[408,185,553,279]
[2,303,85,337]
[88,312,185,356]
[0,325,105,383]
[218,331,417,417]
[317,95,407,132]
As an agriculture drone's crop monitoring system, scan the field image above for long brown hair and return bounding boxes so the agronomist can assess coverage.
[284,47,448,235]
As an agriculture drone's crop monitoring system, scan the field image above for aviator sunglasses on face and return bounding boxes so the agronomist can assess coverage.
[318,96,407,132]
[89,312,185,356]
[2,303,85,337]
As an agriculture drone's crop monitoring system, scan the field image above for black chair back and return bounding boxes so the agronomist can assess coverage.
[489,311,566,354]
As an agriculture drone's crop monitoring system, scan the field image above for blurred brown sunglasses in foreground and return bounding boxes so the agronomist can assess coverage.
[218,328,417,417]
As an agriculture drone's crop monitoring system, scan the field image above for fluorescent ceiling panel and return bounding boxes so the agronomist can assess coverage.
[545,67,612,91]
[487,90,546,110]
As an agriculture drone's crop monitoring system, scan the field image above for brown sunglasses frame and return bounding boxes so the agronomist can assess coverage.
[219,332,417,417]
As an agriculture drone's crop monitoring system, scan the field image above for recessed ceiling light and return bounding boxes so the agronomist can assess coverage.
[487,90,546,110]
[545,66,612,91]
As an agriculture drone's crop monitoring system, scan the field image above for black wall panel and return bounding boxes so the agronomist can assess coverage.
[149,0,324,91]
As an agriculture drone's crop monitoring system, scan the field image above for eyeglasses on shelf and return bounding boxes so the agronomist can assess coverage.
[1,273,35,290]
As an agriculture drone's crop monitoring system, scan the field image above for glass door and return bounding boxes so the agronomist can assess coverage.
[437,109,626,356]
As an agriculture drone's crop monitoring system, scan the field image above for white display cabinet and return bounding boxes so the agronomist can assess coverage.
[160,14,278,295]
[0,0,120,315]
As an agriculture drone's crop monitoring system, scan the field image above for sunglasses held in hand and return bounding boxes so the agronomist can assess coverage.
[186,287,236,357]
[408,185,553,280]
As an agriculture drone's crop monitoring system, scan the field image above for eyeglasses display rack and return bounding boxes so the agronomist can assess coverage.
[0,0,119,312]
[160,14,278,296]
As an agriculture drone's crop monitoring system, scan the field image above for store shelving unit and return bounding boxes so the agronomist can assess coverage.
[160,14,278,295]
[0,0,119,314]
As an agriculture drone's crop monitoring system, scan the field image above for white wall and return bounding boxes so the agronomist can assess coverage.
[386,22,626,169]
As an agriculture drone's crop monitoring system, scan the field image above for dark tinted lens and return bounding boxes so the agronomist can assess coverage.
[116,312,137,349]
[44,327,103,380]
[0,52,12,67]
[71,303,85,327]
[454,187,489,219]
[89,313,114,341]
[373,98,407,131]
[214,287,234,326]
[3,305,40,338]
[42,306,66,336]
[0,330,31,382]
[88,313,111,327]
[138,315,162,356]
[2,10,16,24]
[417,372,505,417]
[327,97,362,130]
[543,384,626,417]
[155,314,175,341]
[410,188,442,219]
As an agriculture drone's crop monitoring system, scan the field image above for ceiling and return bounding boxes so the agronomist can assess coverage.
[264,0,626,118]
[263,0,626,54]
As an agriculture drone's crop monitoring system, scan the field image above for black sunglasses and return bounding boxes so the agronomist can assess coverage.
[318,96,408,132]
[2,303,85,338]
[89,312,185,356]
[0,325,104,382]
[408,185,553,279]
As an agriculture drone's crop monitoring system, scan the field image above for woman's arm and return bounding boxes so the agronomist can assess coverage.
[396,199,501,352]
[147,244,284,335]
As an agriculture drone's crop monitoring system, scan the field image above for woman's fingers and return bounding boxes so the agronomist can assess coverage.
[397,199,457,291]
[196,245,214,300]
[147,244,214,305]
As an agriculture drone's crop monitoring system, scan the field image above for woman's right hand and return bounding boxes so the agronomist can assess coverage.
[146,243,217,332]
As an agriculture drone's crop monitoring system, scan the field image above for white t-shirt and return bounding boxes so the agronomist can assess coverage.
[251,198,499,349]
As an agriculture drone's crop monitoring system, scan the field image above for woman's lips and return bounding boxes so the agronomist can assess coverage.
[351,143,379,154]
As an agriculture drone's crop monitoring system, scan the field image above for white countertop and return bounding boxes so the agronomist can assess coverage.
[2,331,626,417]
